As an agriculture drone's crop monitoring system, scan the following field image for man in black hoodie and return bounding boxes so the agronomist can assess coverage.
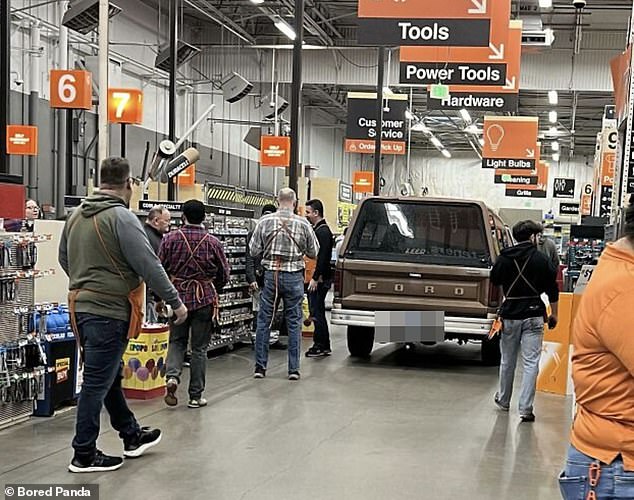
[305,199,334,357]
[491,219,559,422]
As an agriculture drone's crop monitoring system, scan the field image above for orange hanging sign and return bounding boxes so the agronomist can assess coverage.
[482,116,539,168]
[50,70,93,110]
[108,88,144,124]
[7,125,38,156]
[353,171,375,194]
[176,164,196,186]
[260,136,291,167]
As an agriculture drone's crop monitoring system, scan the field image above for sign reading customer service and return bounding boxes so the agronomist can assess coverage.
[345,92,407,155]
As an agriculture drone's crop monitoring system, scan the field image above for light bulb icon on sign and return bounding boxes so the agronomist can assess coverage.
[486,124,505,152]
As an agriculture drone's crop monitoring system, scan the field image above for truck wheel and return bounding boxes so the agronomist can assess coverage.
[481,335,501,366]
[347,326,374,357]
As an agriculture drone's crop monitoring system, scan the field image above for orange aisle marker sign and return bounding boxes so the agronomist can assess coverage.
[353,171,374,194]
[482,116,539,168]
[261,136,291,167]
[50,70,93,110]
[7,125,38,156]
[108,88,144,124]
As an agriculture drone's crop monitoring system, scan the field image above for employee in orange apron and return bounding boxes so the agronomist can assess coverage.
[59,157,187,474]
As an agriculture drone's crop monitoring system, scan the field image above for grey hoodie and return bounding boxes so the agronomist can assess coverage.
[59,193,182,322]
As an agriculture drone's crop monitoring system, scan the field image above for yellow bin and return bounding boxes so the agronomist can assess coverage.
[122,324,170,400]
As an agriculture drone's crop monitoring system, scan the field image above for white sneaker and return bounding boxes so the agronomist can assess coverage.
[188,398,208,408]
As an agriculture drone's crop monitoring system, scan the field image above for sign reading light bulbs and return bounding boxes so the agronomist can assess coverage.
[482,116,539,169]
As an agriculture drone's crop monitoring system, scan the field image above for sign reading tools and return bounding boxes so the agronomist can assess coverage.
[357,0,496,47]
[482,116,539,169]
[345,93,407,155]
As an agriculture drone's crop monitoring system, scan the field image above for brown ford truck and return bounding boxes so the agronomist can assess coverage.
[332,196,512,365]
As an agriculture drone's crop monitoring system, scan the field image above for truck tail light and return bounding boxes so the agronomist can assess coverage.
[334,268,342,299]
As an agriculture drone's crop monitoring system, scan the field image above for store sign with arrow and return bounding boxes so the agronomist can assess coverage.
[494,173,538,185]
[482,116,539,169]
[553,178,576,199]
[505,161,548,198]
[356,0,505,47]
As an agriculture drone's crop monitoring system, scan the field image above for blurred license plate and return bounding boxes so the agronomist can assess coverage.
[375,311,445,343]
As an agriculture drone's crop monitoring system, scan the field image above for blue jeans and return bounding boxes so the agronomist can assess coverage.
[560,445,634,499]
[496,316,544,415]
[308,280,331,350]
[255,270,304,374]
[72,313,141,461]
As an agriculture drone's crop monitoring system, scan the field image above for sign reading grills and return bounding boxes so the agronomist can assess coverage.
[345,92,407,155]
[553,178,576,199]
[426,91,518,112]
[505,188,547,198]
[560,203,580,216]
[401,62,507,86]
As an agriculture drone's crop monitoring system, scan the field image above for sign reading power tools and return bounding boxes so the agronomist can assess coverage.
[345,92,408,155]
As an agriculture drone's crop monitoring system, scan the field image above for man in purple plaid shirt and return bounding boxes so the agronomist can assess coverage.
[158,200,230,409]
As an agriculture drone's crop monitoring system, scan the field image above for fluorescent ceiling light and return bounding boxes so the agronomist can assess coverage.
[465,124,481,134]
[547,126,558,136]
[479,138,485,146]
[411,122,430,133]
[548,90,558,105]
[430,136,443,148]
[552,153,560,162]
[549,110,557,124]
[552,141,560,151]
[405,109,414,121]
[250,0,265,3]
[539,0,552,8]
[459,109,472,124]
[382,86,393,95]
[441,149,451,158]
[274,19,296,40]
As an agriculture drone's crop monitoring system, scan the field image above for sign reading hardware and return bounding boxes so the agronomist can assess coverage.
[358,19,491,46]
[260,136,291,167]
[482,116,539,169]
[560,203,580,215]
[345,93,407,155]
[553,178,576,199]
[427,91,518,112]
[400,62,506,86]
[6,125,38,155]
[494,173,537,185]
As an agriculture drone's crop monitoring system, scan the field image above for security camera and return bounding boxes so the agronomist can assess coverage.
[572,0,586,9]
[14,78,24,87]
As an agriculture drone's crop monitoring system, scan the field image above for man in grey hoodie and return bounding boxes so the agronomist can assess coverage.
[59,157,187,473]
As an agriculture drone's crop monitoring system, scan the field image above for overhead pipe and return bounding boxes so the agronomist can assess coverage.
[288,0,304,194]
[168,0,177,201]
[0,0,10,174]
[56,1,69,218]
[97,0,109,188]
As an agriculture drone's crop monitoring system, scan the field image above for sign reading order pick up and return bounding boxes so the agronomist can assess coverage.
[482,116,539,169]
[356,0,501,47]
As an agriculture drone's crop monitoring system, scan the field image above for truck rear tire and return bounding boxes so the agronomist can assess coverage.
[481,335,501,366]
[347,326,374,357]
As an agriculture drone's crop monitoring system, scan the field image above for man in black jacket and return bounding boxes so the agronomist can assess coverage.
[491,220,559,423]
[305,199,334,357]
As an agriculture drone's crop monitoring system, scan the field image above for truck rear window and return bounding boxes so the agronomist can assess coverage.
[345,200,491,267]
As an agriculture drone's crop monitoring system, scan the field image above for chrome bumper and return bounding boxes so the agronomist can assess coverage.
[331,307,494,337]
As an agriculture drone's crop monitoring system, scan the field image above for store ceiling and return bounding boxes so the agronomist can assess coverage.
[139,0,630,158]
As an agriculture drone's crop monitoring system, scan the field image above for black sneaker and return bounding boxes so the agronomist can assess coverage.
[124,427,162,458]
[68,450,123,473]
[520,413,536,423]
[494,396,509,412]
[305,346,330,358]
[183,353,192,368]
[254,366,266,379]
[288,372,301,381]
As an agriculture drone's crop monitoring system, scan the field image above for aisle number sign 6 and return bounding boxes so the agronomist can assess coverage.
[108,88,143,124]
[50,70,93,109]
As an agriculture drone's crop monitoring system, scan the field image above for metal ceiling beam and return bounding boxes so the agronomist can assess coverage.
[183,0,255,45]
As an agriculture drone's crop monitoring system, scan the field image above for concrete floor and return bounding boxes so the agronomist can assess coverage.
[0,325,571,500]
